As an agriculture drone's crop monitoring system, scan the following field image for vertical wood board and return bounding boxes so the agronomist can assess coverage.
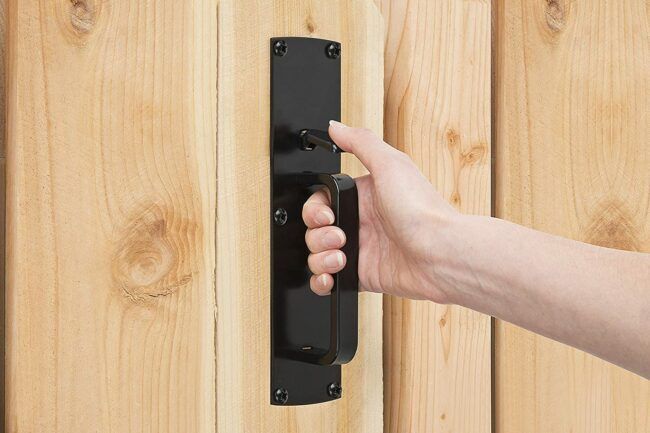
[494,1,650,432]
[0,1,6,429]
[216,1,384,432]
[6,1,217,431]
[379,1,492,432]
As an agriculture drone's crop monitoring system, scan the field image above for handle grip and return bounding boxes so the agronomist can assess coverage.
[293,173,359,365]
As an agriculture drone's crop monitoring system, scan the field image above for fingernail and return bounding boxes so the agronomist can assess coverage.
[316,210,335,225]
[324,252,344,269]
[322,230,345,248]
[319,274,329,287]
[329,120,347,129]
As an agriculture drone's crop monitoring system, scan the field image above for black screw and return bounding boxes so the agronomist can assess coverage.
[274,388,289,404]
[326,42,341,59]
[273,40,288,57]
[327,382,342,399]
[274,208,288,226]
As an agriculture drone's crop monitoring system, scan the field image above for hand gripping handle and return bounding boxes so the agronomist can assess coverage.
[293,173,358,365]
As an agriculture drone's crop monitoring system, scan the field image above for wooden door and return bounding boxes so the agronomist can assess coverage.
[4,1,382,432]
[493,1,650,432]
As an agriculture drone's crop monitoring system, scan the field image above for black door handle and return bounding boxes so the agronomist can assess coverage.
[270,36,357,405]
[290,173,359,365]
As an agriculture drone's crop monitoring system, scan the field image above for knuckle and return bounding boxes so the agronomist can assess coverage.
[307,253,323,272]
[314,188,330,203]
[307,253,316,266]
[302,200,315,213]
[305,235,321,253]
[301,202,312,217]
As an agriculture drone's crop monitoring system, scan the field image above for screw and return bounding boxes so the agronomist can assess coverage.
[327,382,342,399]
[326,42,341,59]
[274,388,289,404]
[274,208,288,226]
[273,40,288,57]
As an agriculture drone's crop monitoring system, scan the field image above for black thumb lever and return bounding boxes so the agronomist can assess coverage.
[299,129,342,153]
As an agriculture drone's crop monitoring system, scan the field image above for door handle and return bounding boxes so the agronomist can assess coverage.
[290,172,359,366]
[270,37,358,405]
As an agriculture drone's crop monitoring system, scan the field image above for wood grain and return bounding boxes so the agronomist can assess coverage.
[378,1,492,432]
[215,1,383,432]
[494,0,650,432]
[0,1,5,430]
[6,1,384,432]
[6,1,217,431]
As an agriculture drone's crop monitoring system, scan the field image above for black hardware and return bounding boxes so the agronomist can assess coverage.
[326,42,341,59]
[327,382,343,399]
[273,40,288,57]
[274,388,289,405]
[273,208,288,226]
[300,129,341,153]
[270,37,358,406]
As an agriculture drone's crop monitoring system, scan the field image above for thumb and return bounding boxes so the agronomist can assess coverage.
[328,121,400,173]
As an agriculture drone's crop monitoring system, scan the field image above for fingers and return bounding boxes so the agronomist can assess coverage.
[308,250,346,296]
[328,120,403,173]
[305,226,346,253]
[303,189,344,296]
[302,189,335,229]
[308,250,346,275]
[310,273,334,296]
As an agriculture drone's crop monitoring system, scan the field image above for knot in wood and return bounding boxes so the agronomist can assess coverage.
[545,0,566,32]
[306,15,317,34]
[70,0,96,34]
[112,204,193,303]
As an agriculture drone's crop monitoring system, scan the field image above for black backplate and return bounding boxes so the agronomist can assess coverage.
[270,37,342,406]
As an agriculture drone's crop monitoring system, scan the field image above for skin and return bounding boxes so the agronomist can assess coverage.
[304,120,650,380]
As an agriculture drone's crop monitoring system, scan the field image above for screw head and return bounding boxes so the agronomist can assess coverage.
[274,208,288,226]
[273,40,288,57]
[327,382,342,399]
[274,388,289,404]
[326,42,341,59]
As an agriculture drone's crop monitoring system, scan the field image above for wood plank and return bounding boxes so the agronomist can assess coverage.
[494,1,650,432]
[378,1,492,432]
[0,1,6,430]
[215,1,383,432]
[6,1,217,431]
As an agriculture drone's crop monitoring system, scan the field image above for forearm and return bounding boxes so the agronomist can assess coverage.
[433,214,650,379]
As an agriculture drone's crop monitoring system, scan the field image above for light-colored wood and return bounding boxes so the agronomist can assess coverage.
[215,1,384,433]
[378,1,492,432]
[6,1,384,432]
[0,1,6,429]
[6,1,217,431]
[494,1,650,432]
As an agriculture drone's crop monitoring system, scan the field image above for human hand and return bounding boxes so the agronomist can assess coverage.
[305,123,650,380]
[302,121,458,302]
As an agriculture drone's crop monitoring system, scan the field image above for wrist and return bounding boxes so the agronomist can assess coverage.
[423,212,487,305]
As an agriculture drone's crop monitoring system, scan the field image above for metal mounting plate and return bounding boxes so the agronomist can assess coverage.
[270,37,342,406]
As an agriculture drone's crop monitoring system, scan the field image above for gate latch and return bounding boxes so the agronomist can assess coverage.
[270,37,359,406]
